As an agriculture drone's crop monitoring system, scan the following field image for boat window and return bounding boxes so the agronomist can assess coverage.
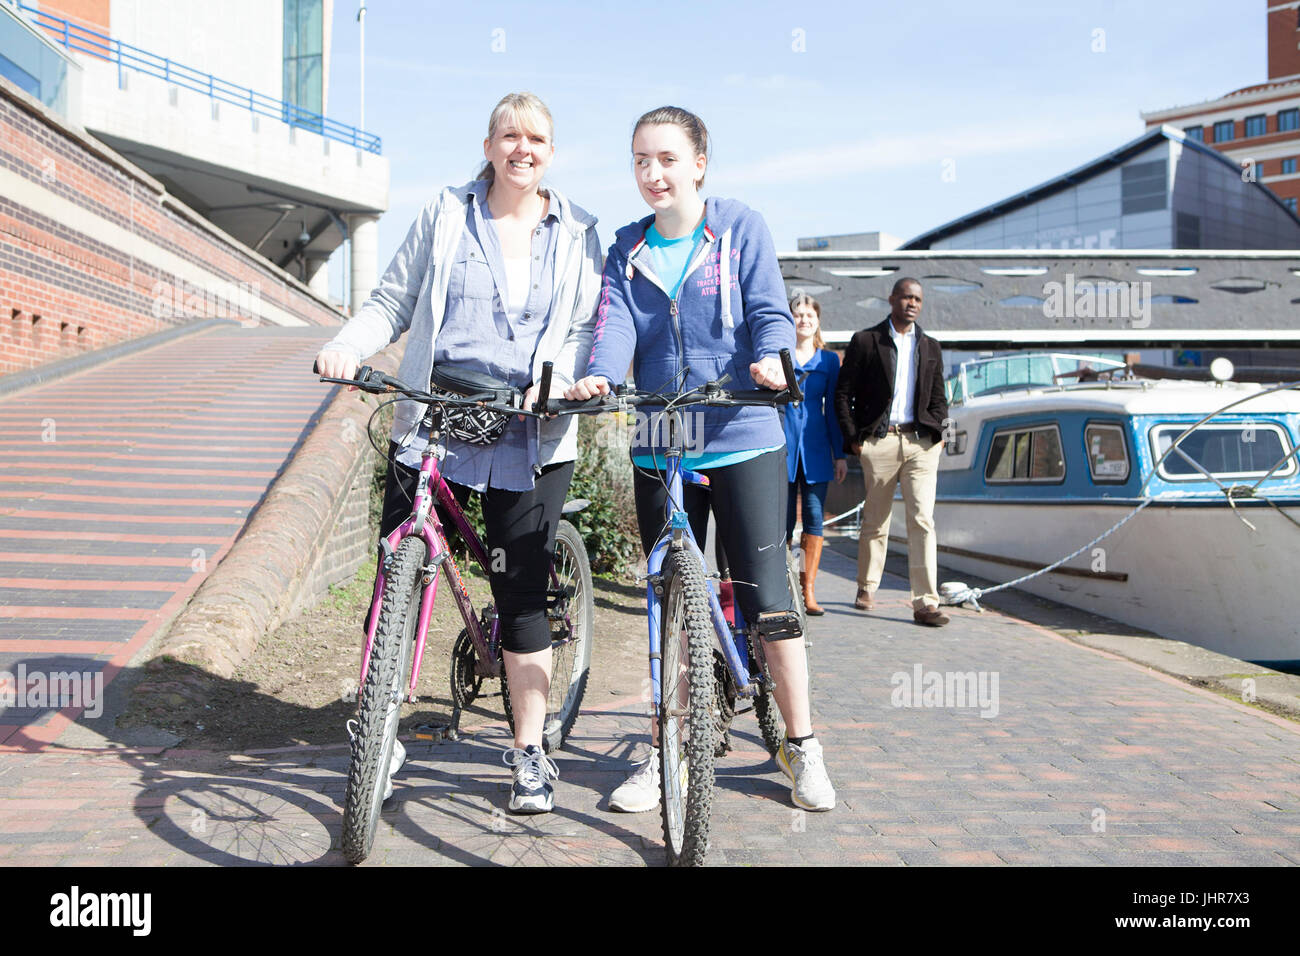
[1085,423,1130,481]
[985,425,1066,482]
[1151,423,1297,481]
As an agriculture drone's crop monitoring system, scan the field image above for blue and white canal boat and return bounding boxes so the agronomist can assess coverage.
[902,353,1300,667]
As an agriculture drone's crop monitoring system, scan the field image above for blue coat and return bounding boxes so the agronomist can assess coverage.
[784,348,845,483]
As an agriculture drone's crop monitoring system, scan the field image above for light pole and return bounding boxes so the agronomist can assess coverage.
[357,1,366,130]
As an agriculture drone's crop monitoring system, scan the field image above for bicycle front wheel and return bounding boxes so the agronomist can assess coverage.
[658,548,717,867]
[341,535,425,864]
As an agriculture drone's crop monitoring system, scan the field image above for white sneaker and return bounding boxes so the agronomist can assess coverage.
[609,747,660,813]
[382,738,406,802]
[776,738,836,811]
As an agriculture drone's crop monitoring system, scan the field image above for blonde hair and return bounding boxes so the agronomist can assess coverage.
[477,92,554,181]
[790,292,825,350]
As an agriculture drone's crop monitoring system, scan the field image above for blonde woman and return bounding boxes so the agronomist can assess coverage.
[315,93,602,814]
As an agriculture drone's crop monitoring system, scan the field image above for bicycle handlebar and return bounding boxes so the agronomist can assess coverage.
[314,363,542,419]
[536,348,803,416]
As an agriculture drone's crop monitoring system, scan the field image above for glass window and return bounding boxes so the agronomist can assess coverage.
[1085,424,1130,481]
[1283,158,1298,175]
[1278,108,1299,132]
[1183,125,1203,142]
[986,425,1066,483]
[1151,423,1296,481]
[1213,120,1235,142]
[283,0,323,130]
[1286,198,1299,213]
[1245,114,1266,137]
[1121,160,1167,214]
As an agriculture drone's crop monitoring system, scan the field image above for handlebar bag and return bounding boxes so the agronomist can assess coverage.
[428,365,523,445]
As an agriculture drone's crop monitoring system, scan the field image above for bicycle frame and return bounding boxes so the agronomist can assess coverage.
[360,439,578,703]
[360,445,496,700]
[645,410,763,712]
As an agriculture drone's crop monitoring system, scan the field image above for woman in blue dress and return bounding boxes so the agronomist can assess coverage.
[784,293,846,615]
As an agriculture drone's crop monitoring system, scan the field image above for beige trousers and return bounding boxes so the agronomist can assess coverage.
[857,431,942,610]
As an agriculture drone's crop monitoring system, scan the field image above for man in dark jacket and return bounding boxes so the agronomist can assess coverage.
[835,277,950,626]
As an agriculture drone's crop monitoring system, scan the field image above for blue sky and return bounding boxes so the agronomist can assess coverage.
[322,0,1262,293]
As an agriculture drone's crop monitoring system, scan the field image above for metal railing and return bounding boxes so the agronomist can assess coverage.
[18,2,381,154]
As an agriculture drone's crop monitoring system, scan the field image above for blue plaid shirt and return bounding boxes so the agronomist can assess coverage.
[427,178,560,492]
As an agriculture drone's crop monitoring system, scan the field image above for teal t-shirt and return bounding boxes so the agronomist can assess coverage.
[632,444,784,471]
[646,220,706,299]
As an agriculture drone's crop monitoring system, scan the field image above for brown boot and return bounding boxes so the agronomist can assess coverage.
[799,533,825,616]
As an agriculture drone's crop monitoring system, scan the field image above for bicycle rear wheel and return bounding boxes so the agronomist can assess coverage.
[341,536,425,864]
[501,519,594,753]
[658,549,717,867]
[787,545,807,636]
[749,632,785,758]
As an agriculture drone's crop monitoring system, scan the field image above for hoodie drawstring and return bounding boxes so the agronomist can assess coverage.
[719,228,734,329]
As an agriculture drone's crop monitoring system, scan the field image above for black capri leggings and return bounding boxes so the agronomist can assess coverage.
[632,448,794,631]
[378,444,575,654]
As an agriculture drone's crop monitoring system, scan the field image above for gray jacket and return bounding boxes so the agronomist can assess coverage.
[322,181,602,468]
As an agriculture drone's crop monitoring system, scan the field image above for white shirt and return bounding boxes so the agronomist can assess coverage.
[887,318,918,425]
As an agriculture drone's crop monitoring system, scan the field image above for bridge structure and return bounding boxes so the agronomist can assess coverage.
[778,249,1300,351]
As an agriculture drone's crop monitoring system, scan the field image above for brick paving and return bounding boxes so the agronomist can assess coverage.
[0,325,333,746]
[1,544,1297,865]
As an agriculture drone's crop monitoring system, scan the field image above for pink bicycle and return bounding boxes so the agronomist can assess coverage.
[318,365,593,864]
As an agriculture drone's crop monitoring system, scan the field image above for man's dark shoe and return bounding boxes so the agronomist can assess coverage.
[913,606,950,627]
[854,588,875,611]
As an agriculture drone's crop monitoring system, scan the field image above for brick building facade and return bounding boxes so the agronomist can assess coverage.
[0,77,341,376]
[1142,1,1300,214]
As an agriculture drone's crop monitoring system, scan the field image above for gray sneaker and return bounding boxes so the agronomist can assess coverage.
[776,738,836,811]
[609,747,660,812]
[504,745,559,814]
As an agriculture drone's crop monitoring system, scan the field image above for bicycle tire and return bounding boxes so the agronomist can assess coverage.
[502,519,594,753]
[786,545,807,636]
[341,535,425,864]
[749,633,785,758]
[657,548,717,867]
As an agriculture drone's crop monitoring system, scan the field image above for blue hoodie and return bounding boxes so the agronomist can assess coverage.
[587,197,796,458]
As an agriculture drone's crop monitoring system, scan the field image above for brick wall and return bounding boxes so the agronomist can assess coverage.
[0,78,342,377]
[291,436,380,617]
[1268,2,1300,80]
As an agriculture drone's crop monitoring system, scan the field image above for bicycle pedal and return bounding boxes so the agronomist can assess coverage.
[414,722,455,742]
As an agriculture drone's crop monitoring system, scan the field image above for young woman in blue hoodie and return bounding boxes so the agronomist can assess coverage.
[566,106,836,813]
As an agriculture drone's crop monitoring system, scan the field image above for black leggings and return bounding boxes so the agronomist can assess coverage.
[378,445,575,654]
[632,448,794,631]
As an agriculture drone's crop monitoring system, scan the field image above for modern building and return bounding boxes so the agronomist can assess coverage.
[3,0,386,310]
[797,231,902,253]
[902,125,1300,251]
[1141,1,1300,214]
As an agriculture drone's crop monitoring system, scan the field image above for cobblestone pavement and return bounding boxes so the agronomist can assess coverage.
[1,545,1297,866]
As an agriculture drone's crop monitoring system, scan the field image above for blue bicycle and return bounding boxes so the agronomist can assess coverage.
[538,351,803,866]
